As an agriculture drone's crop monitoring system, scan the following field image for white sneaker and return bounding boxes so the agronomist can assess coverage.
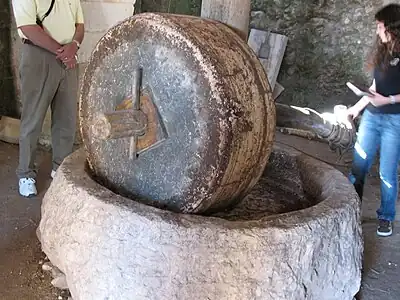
[51,170,56,179]
[19,178,37,198]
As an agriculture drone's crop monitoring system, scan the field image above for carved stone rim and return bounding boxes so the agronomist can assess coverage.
[56,143,361,230]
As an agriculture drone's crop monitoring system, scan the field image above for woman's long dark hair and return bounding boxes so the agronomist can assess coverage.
[367,4,400,71]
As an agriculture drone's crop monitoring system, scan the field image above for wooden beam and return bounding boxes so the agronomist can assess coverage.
[201,0,251,40]
[275,103,334,139]
[91,110,147,141]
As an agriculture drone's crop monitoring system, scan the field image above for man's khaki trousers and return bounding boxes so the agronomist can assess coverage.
[16,43,78,179]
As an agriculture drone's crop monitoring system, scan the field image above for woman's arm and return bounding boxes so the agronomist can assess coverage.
[350,79,375,113]
[368,79,400,106]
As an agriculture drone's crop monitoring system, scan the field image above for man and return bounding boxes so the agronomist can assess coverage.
[12,0,85,197]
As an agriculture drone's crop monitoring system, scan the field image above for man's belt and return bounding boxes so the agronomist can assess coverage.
[21,38,55,56]
[20,38,78,61]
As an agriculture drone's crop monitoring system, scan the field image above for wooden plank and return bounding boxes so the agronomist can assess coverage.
[247,28,269,55]
[272,82,285,100]
[248,29,288,89]
[259,58,282,89]
[259,32,288,61]
[201,0,251,40]
[0,116,20,144]
[260,32,288,89]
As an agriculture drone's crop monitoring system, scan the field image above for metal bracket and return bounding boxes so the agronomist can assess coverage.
[129,68,143,160]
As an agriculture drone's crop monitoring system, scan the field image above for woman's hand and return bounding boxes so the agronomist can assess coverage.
[368,90,391,107]
[347,105,362,120]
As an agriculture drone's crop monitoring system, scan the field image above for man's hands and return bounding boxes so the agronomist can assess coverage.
[62,56,77,69]
[56,42,78,69]
[18,25,81,70]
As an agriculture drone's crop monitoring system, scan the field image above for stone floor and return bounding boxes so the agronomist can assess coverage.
[0,132,399,299]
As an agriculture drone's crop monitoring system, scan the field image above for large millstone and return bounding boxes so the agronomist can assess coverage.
[79,13,275,214]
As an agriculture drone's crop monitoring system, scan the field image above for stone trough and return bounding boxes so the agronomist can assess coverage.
[38,143,363,300]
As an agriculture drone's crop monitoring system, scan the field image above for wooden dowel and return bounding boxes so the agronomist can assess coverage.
[91,109,147,140]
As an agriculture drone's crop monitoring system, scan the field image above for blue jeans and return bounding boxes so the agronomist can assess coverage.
[349,109,400,221]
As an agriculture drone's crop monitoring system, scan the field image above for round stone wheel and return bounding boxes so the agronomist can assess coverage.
[79,13,275,214]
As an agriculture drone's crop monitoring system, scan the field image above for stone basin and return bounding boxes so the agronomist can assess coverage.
[38,143,363,300]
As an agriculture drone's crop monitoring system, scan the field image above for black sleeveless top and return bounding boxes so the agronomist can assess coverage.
[366,53,400,114]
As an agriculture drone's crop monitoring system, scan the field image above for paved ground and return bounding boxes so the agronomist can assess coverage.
[0,133,399,299]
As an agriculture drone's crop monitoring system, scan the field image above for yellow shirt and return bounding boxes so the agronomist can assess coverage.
[12,0,84,45]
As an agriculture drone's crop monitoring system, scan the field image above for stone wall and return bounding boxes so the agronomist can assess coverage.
[250,0,389,110]
[138,0,200,15]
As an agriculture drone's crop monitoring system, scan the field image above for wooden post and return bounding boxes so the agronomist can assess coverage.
[201,0,251,40]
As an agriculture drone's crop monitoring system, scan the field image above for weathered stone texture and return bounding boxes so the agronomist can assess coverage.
[250,0,386,109]
[38,144,363,300]
[138,0,201,15]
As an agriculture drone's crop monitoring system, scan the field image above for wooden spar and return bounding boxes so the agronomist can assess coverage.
[91,109,147,140]
[275,103,333,138]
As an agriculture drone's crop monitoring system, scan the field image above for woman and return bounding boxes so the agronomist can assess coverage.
[348,3,400,237]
